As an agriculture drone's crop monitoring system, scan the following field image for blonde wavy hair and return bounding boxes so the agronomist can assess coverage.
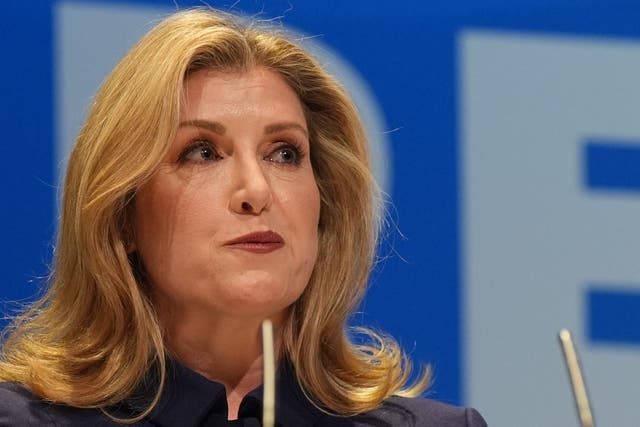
[0,7,428,421]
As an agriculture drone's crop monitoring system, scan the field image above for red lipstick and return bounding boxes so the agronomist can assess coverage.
[224,231,284,253]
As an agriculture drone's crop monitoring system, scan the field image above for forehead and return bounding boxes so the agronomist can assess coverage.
[180,67,307,126]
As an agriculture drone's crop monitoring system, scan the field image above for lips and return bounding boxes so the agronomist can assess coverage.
[224,230,284,253]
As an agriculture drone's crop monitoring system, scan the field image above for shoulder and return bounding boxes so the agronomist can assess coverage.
[0,382,56,426]
[0,382,128,426]
[350,396,488,427]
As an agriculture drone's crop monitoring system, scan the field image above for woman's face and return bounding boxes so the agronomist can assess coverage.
[132,67,320,321]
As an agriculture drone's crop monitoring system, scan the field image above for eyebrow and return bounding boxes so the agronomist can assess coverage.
[178,119,308,137]
[264,122,308,137]
[178,119,226,134]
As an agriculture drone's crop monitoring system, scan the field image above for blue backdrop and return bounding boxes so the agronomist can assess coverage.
[3,1,640,425]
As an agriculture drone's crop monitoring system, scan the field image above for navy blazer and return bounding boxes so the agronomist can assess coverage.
[0,360,487,426]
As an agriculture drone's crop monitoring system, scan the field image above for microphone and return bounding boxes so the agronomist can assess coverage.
[558,328,595,427]
[261,319,275,427]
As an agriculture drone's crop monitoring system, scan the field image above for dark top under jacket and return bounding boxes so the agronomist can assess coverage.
[0,359,487,426]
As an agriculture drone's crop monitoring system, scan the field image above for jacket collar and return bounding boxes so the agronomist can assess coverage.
[123,357,329,426]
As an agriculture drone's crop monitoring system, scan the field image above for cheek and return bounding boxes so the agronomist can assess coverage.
[132,190,174,286]
[134,185,169,253]
[135,171,223,237]
[132,178,214,279]
[288,178,321,261]
[286,177,320,231]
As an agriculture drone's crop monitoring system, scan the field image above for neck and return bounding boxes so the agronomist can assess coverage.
[159,306,284,420]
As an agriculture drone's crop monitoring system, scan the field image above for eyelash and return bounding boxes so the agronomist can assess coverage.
[268,141,305,165]
[177,139,306,165]
[177,140,220,163]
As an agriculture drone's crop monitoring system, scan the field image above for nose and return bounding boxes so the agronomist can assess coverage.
[229,156,273,215]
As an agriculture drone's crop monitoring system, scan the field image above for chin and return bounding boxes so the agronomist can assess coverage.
[213,279,303,316]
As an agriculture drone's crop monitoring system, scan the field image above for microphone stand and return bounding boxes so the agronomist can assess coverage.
[262,320,275,427]
[558,329,595,427]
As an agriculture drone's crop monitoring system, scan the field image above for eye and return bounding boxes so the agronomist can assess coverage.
[178,141,220,163]
[267,145,301,165]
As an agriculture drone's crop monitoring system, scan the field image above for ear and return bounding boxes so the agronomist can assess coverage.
[126,238,137,254]
[122,193,138,254]
[123,227,137,254]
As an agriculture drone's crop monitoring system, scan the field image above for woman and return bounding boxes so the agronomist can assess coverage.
[0,8,486,426]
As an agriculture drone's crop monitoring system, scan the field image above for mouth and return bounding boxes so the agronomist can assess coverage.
[224,230,285,254]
